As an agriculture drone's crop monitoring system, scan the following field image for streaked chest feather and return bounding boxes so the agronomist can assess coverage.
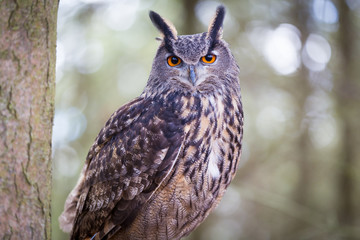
[179,93,241,182]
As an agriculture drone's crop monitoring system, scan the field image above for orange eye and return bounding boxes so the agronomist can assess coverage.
[167,56,182,67]
[201,54,216,64]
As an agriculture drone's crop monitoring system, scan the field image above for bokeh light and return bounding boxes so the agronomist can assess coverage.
[302,33,331,72]
[312,0,338,24]
[263,24,302,75]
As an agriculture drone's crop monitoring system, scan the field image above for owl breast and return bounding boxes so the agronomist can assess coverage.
[114,92,243,240]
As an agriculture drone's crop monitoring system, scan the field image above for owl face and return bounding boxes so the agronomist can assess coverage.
[146,8,239,95]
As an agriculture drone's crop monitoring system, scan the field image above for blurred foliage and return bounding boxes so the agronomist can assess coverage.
[52,0,360,239]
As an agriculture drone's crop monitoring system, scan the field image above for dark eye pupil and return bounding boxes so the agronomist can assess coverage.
[171,57,179,64]
[205,54,213,62]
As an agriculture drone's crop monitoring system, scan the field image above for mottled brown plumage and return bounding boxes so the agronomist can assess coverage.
[59,5,243,240]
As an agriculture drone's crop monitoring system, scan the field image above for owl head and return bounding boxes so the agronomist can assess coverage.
[145,6,239,96]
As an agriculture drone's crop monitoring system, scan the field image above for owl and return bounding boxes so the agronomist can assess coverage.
[59,5,243,240]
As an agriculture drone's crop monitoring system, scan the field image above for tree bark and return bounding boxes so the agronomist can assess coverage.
[0,0,58,239]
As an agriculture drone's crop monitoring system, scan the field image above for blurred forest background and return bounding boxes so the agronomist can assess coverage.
[52,0,360,239]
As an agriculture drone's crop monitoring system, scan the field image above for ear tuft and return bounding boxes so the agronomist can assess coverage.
[207,5,226,43]
[149,11,178,41]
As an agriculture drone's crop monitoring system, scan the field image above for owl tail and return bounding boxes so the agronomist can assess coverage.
[59,170,86,233]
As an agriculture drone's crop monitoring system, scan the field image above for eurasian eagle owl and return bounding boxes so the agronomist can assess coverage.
[60,5,243,240]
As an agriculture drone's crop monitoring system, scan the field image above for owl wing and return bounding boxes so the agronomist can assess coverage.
[66,96,184,239]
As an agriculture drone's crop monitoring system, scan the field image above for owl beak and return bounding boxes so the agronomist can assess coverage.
[189,65,197,85]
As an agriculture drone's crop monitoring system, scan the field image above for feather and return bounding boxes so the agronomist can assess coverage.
[149,10,178,53]
[207,5,226,48]
[64,94,185,239]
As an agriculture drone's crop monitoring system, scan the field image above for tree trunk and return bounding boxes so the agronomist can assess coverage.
[0,0,58,239]
[293,0,311,202]
[182,0,200,34]
[335,0,359,231]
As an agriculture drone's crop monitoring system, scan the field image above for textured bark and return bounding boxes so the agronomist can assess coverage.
[0,0,58,239]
